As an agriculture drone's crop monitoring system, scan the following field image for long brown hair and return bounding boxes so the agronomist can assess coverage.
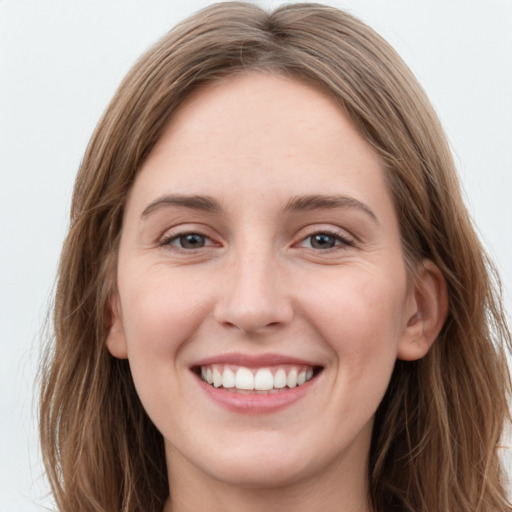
[39,3,511,511]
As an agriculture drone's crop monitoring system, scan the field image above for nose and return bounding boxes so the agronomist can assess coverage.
[214,246,294,335]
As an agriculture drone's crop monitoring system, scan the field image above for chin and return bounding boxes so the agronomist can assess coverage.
[167,432,322,490]
[204,454,313,489]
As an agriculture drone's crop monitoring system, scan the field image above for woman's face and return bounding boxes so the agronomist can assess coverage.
[107,73,429,492]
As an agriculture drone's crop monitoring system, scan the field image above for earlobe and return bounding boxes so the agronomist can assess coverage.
[397,259,448,361]
[105,294,129,359]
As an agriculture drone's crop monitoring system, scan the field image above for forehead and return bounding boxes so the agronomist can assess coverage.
[140,74,384,188]
[124,72,396,228]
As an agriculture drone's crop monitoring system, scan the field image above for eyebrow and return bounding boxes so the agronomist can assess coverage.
[283,194,378,223]
[141,194,222,218]
[140,193,378,223]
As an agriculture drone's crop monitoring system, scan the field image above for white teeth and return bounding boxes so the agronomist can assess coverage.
[235,367,255,390]
[199,364,317,391]
[254,368,273,391]
[213,367,222,388]
[287,368,298,388]
[274,368,287,389]
[222,368,235,388]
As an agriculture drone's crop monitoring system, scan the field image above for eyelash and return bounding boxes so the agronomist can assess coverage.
[296,229,355,251]
[159,231,215,252]
[159,229,355,253]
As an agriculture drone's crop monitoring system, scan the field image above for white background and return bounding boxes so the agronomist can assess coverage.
[1,0,511,510]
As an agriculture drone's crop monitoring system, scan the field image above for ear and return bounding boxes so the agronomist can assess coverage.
[397,259,448,361]
[105,293,128,359]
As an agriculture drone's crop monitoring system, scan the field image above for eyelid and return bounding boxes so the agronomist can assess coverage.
[293,225,356,250]
[155,224,356,251]
[157,224,221,249]
[161,232,215,247]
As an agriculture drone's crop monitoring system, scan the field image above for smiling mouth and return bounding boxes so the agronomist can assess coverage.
[193,364,323,393]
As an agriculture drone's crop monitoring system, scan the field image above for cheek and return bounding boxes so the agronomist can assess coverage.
[287,264,409,443]
[117,267,212,421]
[119,266,209,362]
[299,264,407,371]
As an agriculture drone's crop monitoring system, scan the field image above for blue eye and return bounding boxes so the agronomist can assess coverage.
[163,233,210,249]
[300,231,353,250]
[178,233,206,248]
[309,233,338,249]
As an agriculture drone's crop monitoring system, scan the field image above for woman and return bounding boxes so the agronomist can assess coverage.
[39,2,511,511]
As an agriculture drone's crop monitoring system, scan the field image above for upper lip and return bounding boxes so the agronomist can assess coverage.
[192,352,322,369]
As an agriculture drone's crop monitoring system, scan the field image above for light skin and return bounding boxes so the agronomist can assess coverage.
[106,73,447,512]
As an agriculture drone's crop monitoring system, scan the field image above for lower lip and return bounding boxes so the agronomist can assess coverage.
[195,374,319,414]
